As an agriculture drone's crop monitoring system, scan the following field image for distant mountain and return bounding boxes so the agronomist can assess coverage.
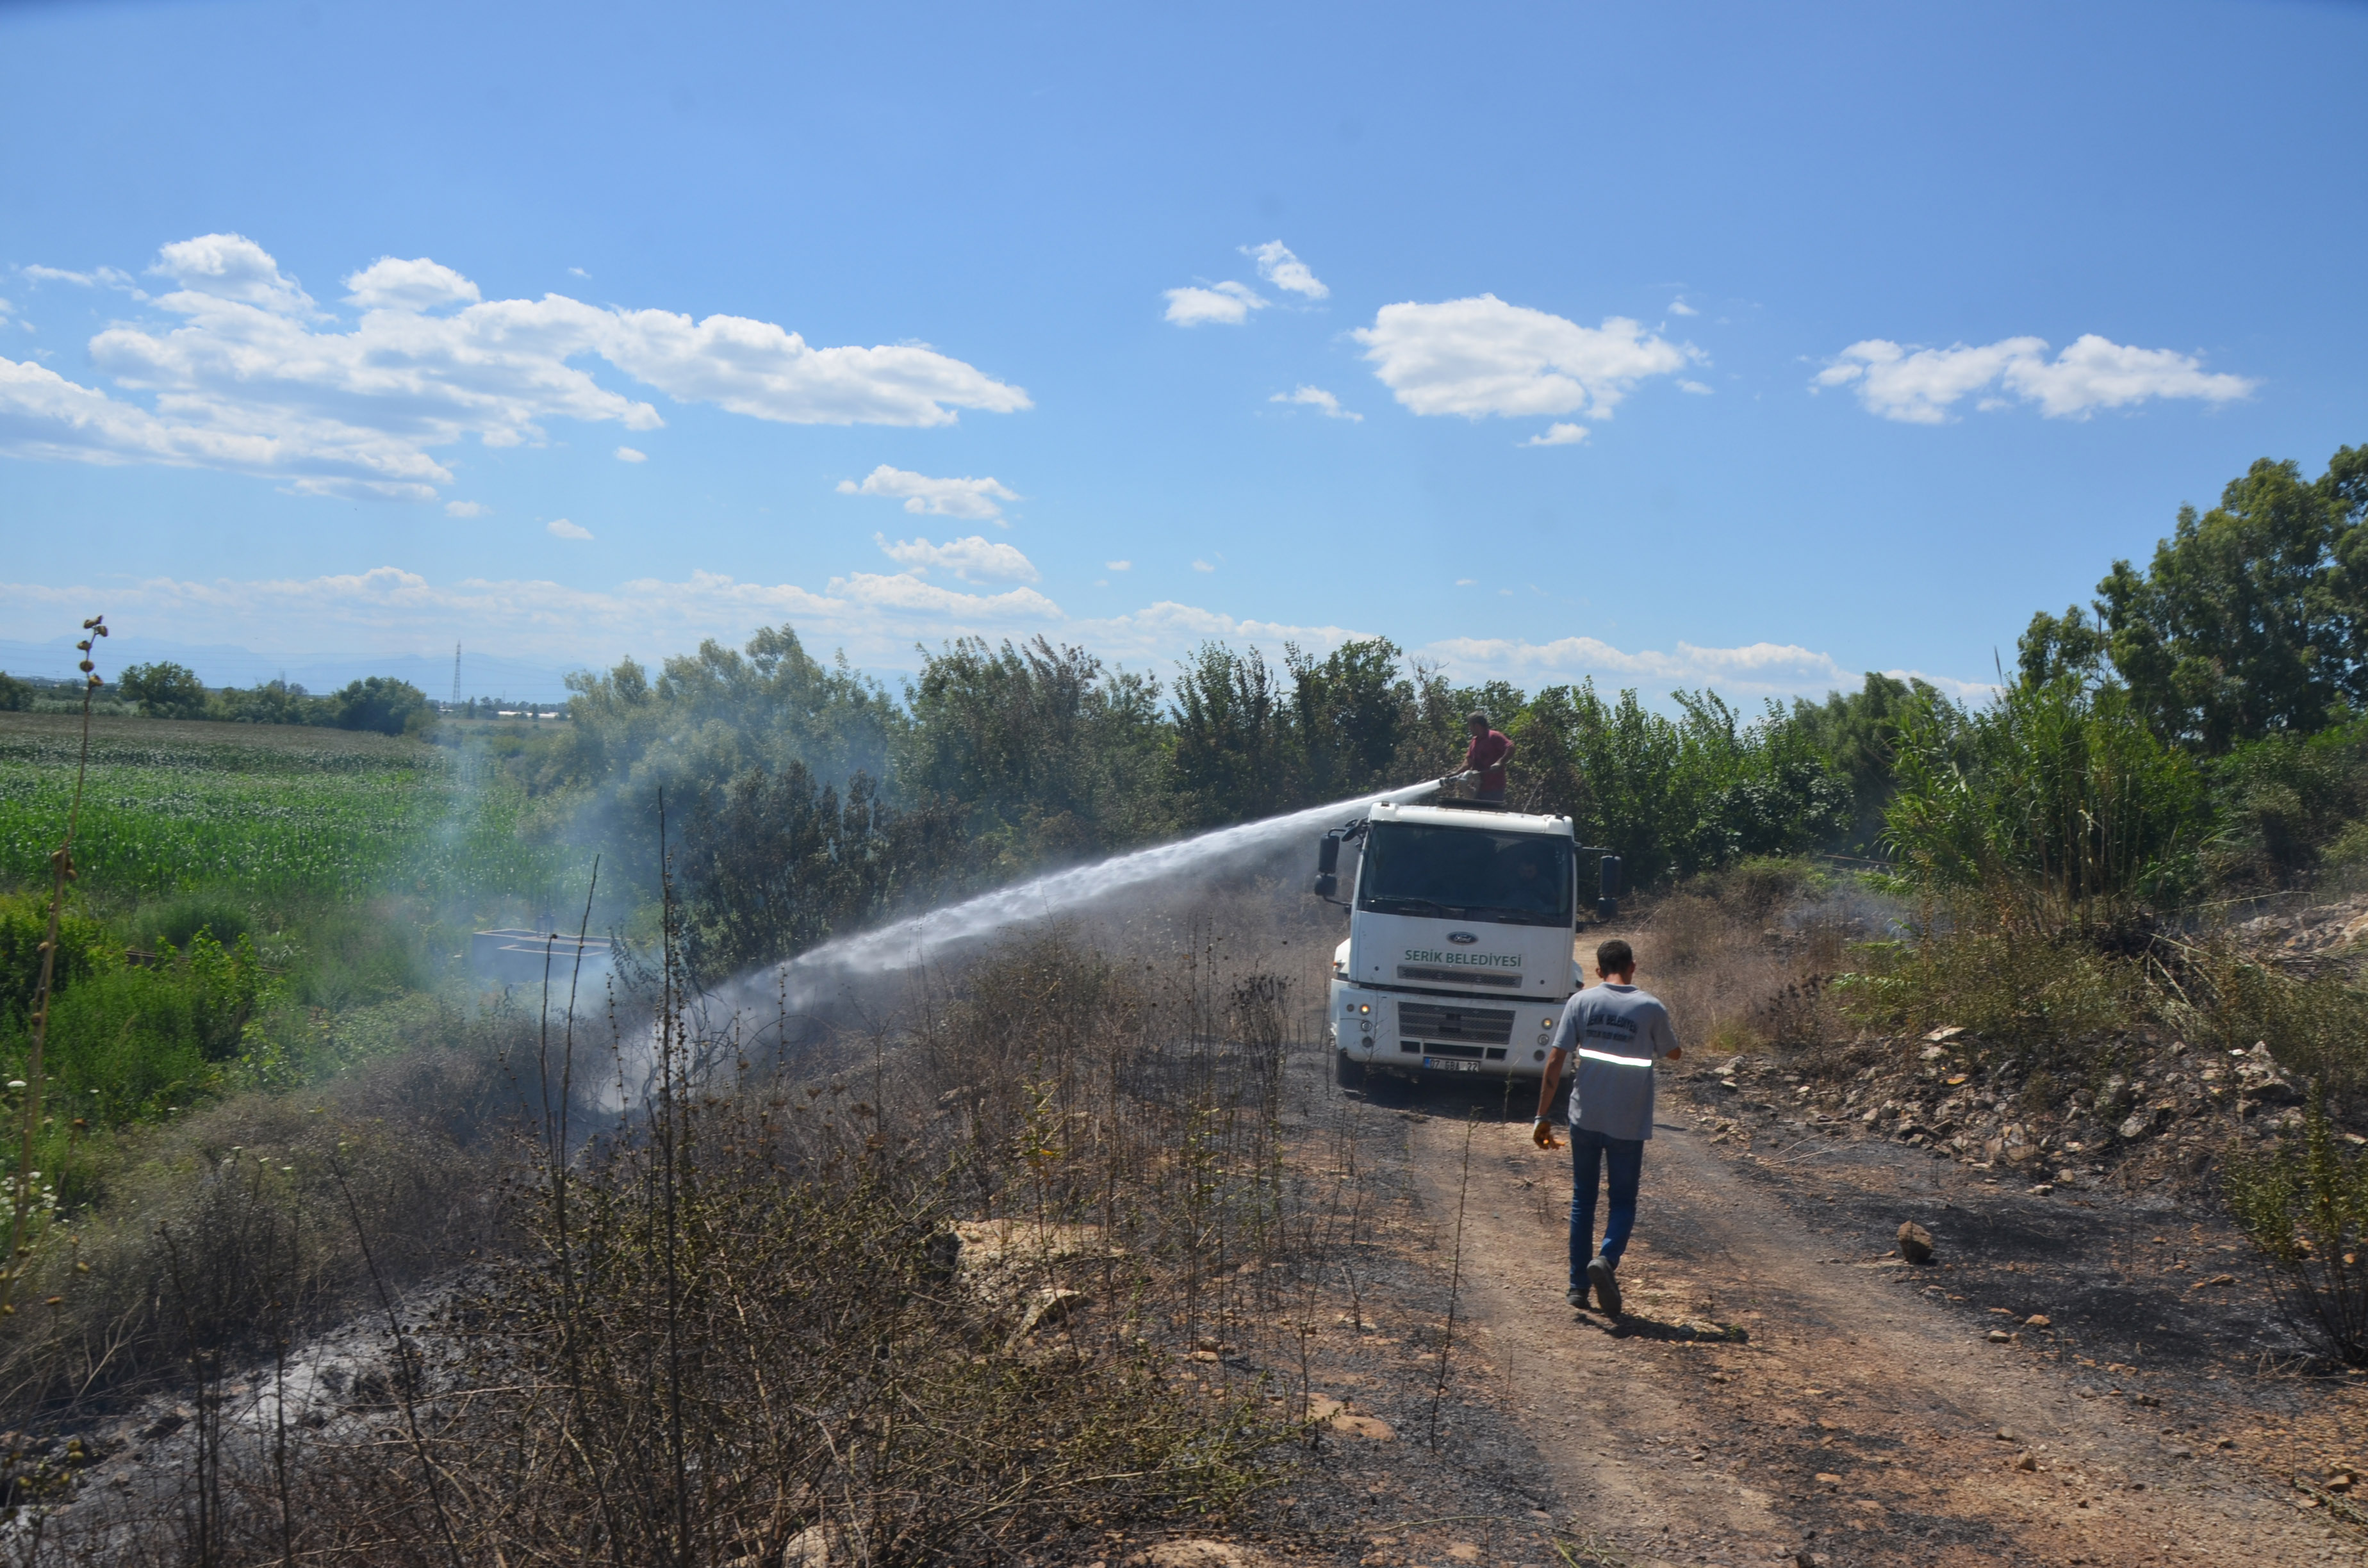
[0,635,591,703]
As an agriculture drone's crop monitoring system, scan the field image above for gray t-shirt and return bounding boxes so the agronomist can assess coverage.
[1553,983,1680,1141]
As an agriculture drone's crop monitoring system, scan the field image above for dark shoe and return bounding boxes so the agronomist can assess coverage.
[1587,1255,1622,1316]
[1565,1286,1587,1310]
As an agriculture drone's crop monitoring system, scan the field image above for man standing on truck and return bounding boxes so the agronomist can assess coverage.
[1529,938,1681,1316]
[1454,711,1512,803]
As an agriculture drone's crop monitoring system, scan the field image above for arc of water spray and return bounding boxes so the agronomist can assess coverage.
[597,780,1446,1104]
[769,778,1442,989]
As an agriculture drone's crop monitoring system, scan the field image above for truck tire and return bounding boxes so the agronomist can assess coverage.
[1335,1049,1367,1091]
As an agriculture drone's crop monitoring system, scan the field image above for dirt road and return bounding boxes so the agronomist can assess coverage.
[1380,1086,2358,1568]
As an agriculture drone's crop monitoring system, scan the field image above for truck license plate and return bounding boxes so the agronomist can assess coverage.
[1424,1058,1479,1073]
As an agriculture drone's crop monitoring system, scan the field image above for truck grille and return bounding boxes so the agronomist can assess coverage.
[1397,965,1522,988]
[1395,1002,1515,1045]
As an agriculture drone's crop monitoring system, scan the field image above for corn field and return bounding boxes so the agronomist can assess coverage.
[0,717,574,904]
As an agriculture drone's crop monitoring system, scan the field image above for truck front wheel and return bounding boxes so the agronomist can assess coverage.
[1334,1050,1367,1091]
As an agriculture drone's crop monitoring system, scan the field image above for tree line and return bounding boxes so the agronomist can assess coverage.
[0,662,441,737]
[17,441,2360,973]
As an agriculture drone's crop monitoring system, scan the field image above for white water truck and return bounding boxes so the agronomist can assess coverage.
[1314,792,1620,1087]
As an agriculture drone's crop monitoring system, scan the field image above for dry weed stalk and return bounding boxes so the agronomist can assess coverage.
[6,615,106,1312]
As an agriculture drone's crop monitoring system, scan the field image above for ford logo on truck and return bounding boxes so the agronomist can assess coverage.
[1447,931,1478,945]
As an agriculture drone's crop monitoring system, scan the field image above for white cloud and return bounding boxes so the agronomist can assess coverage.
[1105,560,1131,571]
[1455,578,1476,587]
[874,532,1040,584]
[151,233,317,315]
[547,518,593,540]
[1069,601,1369,664]
[1353,295,1694,421]
[22,263,140,292]
[0,233,1030,501]
[1242,241,1328,300]
[342,256,481,313]
[614,446,647,462]
[444,500,488,518]
[1677,380,1713,396]
[1162,281,1267,327]
[1192,559,1215,573]
[0,564,1062,671]
[1523,422,1588,447]
[1269,384,1361,421]
[1422,633,1994,701]
[568,266,591,279]
[1668,297,1699,318]
[836,463,1019,523]
[1814,334,2257,423]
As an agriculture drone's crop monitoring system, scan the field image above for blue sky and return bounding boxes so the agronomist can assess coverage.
[3,0,2363,703]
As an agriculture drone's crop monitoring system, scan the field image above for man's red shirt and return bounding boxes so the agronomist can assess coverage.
[1463,729,1512,793]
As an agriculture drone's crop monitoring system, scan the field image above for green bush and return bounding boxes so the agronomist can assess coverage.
[2224,1093,2368,1366]
[2187,956,2368,1101]
[0,892,112,1021]
[0,929,277,1166]
[1886,678,2208,911]
[130,890,252,954]
[1831,905,2140,1054]
[2207,719,2368,887]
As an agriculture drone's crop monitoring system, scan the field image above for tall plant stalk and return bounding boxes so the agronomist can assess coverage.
[6,615,106,1309]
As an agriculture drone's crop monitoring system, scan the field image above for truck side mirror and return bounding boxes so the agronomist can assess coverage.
[1315,873,1339,898]
[1315,833,1340,897]
[1595,852,1622,922]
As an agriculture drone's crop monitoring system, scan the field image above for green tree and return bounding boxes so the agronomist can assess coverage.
[898,635,1169,874]
[332,676,432,736]
[1791,673,1937,851]
[677,763,955,981]
[0,672,30,712]
[1501,682,1849,884]
[117,661,209,719]
[1285,638,1410,803]
[2015,607,2107,689]
[2098,446,2367,752]
[206,678,330,726]
[555,626,898,797]
[1169,643,1292,826]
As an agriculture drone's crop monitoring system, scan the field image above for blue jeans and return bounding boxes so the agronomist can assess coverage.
[1568,1127,1644,1288]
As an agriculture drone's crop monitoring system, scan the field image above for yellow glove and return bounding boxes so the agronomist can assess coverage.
[1531,1118,1561,1150]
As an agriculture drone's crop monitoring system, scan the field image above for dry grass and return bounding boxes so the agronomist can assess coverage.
[6,903,1352,1565]
[0,1030,520,1415]
[1616,883,1854,1058]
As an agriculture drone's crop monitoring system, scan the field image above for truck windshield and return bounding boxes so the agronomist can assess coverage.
[1356,823,1574,927]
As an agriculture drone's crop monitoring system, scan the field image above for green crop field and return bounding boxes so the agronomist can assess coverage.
[0,712,574,905]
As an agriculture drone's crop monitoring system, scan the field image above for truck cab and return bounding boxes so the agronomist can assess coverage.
[1318,800,1613,1085]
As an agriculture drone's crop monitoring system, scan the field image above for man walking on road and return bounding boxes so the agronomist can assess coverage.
[1531,938,1681,1316]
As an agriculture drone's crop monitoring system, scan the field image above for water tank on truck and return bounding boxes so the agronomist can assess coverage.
[1311,799,1620,1089]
